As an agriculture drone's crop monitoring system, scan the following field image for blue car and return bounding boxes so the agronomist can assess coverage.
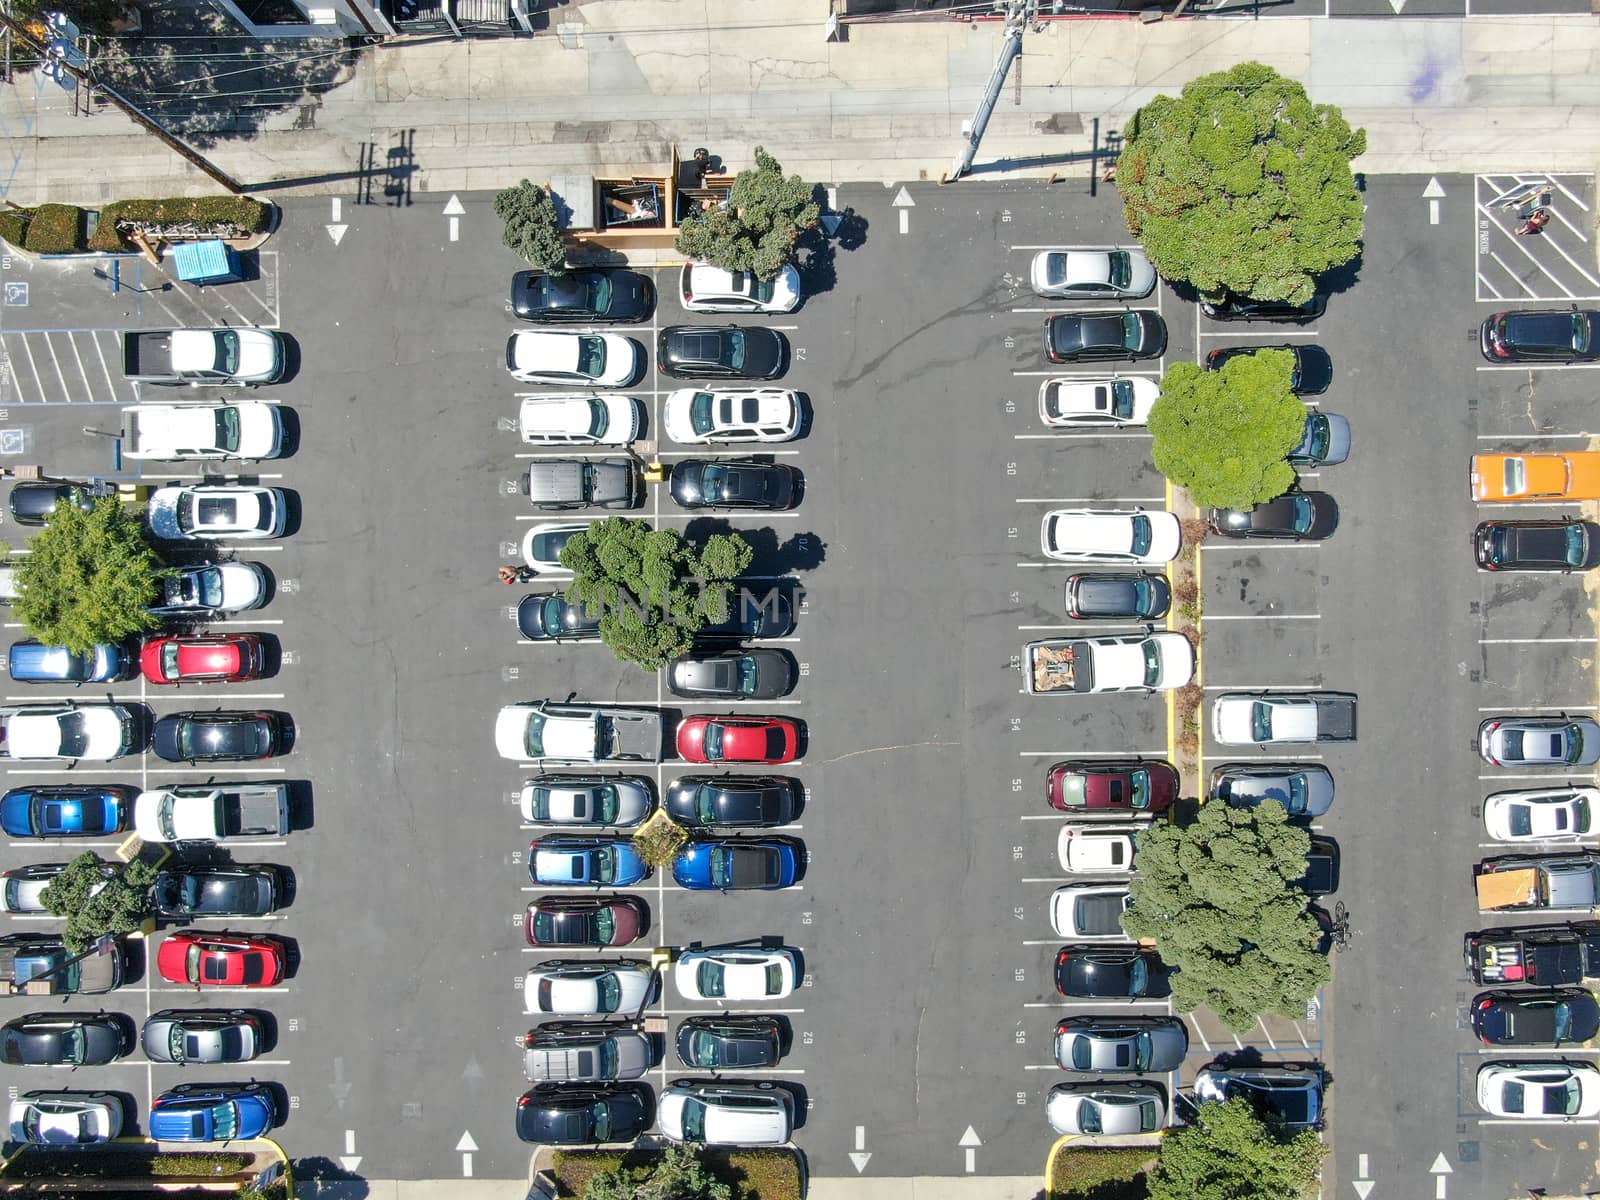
[672,839,800,891]
[527,837,650,887]
[149,1083,276,1142]
[8,641,131,684]
[0,786,134,838]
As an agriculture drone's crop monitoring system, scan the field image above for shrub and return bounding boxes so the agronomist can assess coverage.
[23,203,87,253]
[632,810,688,869]
[0,207,32,249]
[2,1148,251,1179]
[87,196,273,251]
[1049,1147,1155,1200]
[551,1148,801,1200]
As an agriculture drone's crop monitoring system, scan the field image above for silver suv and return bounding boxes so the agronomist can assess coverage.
[520,1022,653,1083]
[525,459,641,511]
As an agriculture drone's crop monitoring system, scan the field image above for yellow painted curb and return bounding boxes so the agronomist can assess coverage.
[1043,1132,1080,1199]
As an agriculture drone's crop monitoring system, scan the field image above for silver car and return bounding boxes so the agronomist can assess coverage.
[520,1022,653,1082]
[523,959,657,1016]
[1194,1064,1323,1130]
[141,1009,262,1064]
[1209,763,1334,819]
[1054,1017,1189,1073]
[9,1091,123,1144]
[519,776,654,828]
[1030,248,1157,300]
[1046,1081,1166,1135]
[667,651,795,701]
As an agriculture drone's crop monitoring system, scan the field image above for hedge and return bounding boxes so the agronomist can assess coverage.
[3,1148,252,1179]
[22,202,87,253]
[0,207,31,249]
[551,1147,802,1200]
[1048,1146,1154,1200]
[88,196,272,251]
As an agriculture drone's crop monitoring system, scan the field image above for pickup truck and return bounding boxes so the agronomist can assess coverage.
[495,701,663,764]
[122,328,285,386]
[1025,634,1193,695]
[1211,692,1357,745]
[1475,854,1600,912]
[0,932,124,996]
[120,403,283,461]
[132,783,291,843]
[1464,923,1600,985]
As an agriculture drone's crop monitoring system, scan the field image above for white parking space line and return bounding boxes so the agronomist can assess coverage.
[206,619,286,628]
[1017,497,1164,505]
[1474,501,1585,509]
[1478,703,1597,712]
[1201,614,1320,621]
[2,693,286,703]
[150,986,291,995]
[1474,1046,1600,1056]
[1018,624,1146,633]
[1476,363,1600,373]
[1478,773,1593,783]
[1018,750,1166,758]
[1473,432,1598,440]
[1014,432,1154,441]
[1476,1118,1600,1127]
[1201,541,1320,550]
[1479,636,1597,644]
[1213,753,1326,763]
[1196,329,1321,339]
[8,840,123,849]
[1023,999,1170,1009]
[1202,683,1324,691]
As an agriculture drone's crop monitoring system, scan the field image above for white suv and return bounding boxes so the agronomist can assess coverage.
[1041,508,1180,564]
[679,263,801,313]
[517,395,642,446]
[658,1080,795,1146]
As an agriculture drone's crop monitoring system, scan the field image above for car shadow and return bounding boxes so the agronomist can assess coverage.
[273,335,302,386]
[292,1158,370,1199]
[253,1009,279,1054]
[285,780,313,833]
[273,406,300,461]
[270,712,296,756]
[275,935,301,980]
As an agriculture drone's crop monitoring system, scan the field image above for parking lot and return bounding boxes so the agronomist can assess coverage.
[0,174,1596,1191]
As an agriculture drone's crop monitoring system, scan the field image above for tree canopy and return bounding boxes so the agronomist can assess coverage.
[1148,354,1306,509]
[494,179,567,274]
[39,852,158,954]
[561,517,754,671]
[582,1144,733,1200]
[1118,62,1366,305]
[13,497,164,655]
[1122,802,1330,1032]
[1148,1097,1325,1200]
[674,147,820,281]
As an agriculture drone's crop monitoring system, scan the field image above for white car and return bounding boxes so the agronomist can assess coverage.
[522,522,590,571]
[151,562,270,616]
[517,395,643,446]
[662,388,801,444]
[147,485,287,542]
[1050,883,1134,940]
[658,1082,795,1147]
[1031,633,1194,694]
[506,332,641,387]
[5,703,138,760]
[1057,824,1143,874]
[519,776,654,827]
[1477,1061,1600,1119]
[523,960,657,1016]
[9,1091,123,1145]
[674,946,798,1001]
[679,262,801,313]
[1030,248,1157,300]
[1038,377,1159,428]
[1484,787,1598,843]
[1041,509,1181,564]
[120,403,283,460]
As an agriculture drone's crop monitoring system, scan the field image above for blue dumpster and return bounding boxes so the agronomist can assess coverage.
[173,239,243,285]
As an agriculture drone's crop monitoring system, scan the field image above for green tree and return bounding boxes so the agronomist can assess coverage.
[39,852,158,955]
[674,147,820,280]
[1148,1097,1325,1200]
[1118,62,1366,305]
[582,1145,732,1200]
[562,517,754,672]
[1122,802,1330,1032]
[14,497,164,655]
[6,0,140,39]
[494,179,567,274]
[1148,354,1306,509]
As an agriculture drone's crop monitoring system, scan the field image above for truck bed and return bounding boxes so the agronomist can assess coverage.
[122,331,173,379]
[601,712,663,762]
[1027,641,1082,695]
[1311,696,1357,741]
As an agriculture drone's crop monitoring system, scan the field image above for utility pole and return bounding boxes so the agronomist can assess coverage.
[945,0,1034,184]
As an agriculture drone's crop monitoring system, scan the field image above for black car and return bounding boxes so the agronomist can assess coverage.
[1045,311,1166,363]
[8,481,110,527]
[657,326,786,380]
[697,589,795,641]
[1200,292,1326,323]
[1055,946,1173,999]
[1,1012,131,1065]
[665,775,801,828]
[152,711,283,763]
[667,650,795,700]
[517,594,603,642]
[1209,492,1337,541]
[1475,520,1600,572]
[669,459,796,510]
[1063,573,1170,621]
[510,270,654,324]
[516,1082,653,1144]
[675,1015,784,1069]
[1481,308,1600,363]
[1295,837,1339,896]
[1203,344,1332,395]
[154,866,282,918]
[1472,988,1600,1046]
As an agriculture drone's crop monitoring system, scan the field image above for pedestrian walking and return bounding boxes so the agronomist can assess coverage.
[1515,208,1551,236]
[499,565,538,585]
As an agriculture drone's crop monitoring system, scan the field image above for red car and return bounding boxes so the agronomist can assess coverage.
[676,715,799,764]
[141,635,265,684]
[157,931,285,988]
[1046,760,1178,815]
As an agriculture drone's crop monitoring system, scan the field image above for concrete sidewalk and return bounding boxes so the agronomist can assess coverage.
[316,1176,1046,1199]
[2,5,1599,204]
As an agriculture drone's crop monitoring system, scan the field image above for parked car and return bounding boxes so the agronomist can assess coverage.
[1194,1064,1324,1129]
[1481,308,1600,363]
[525,897,649,948]
[1050,884,1132,940]
[2,705,141,761]
[1479,717,1600,767]
[1296,837,1340,896]
[521,1022,653,1082]
[148,486,286,542]
[153,711,283,763]
[1041,509,1181,564]
[1063,573,1170,620]
[1484,787,1597,843]
[0,785,133,838]
[149,1082,276,1142]
[3,863,91,914]
[697,590,796,641]
[1055,946,1172,999]
[519,776,653,827]
[1477,1060,1600,1118]
[670,459,797,510]
[1053,1016,1188,1073]
[8,480,111,527]
[679,262,800,313]
[1046,761,1178,815]
[516,1083,653,1145]
[674,946,798,1001]
[522,522,590,571]
[1204,343,1331,394]
[8,1091,123,1144]
[664,775,800,828]
[675,1015,784,1069]
[673,839,799,891]
[1209,763,1335,818]
[1,1013,131,1066]
[1475,520,1600,572]
[505,331,642,387]
[1025,632,1193,694]
[663,388,801,444]
[511,269,653,324]
[516,395,643,447]
[1045,311,1166,362]
[676,715,799,764]
[156,932,285,988]
[523,959,657,1015]
[527,837,650,887]
[659,1080,794,1146]
[1473,989,1600,1046]
[141,1009,264,1064]
[153,866,283,918]
[525,459,641,511]
[1201,293,1326,322]
[1288,413,1351,467]
[1471,451,1600,503]
[1209,492,1337,541]
[1046,1081,1166,1135]
[658,326,787,380]
[1030,248,1156,300]
[1057,824,1142,875]
[141,635,265,685]
[151,562,269,616]
[8,641,131,684]
[0,933,124,995]
[1039,377,1158,430]
[1476,854,1600,911]
[668,651,795,700]
[517,594,601,643]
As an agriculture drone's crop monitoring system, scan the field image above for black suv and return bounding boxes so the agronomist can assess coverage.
[516,1083,653,1144]
[1481,308,1600,363]
[1475,520,1600,572]
[657,326,786,379]
[510,270,653,324]
[1045,311,1165,363]
[1200,293,1327,323]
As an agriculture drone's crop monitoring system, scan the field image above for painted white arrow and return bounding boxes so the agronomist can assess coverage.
[457,1130,478,1178]
[1429,1154,1452,1175]
[444,193,465,243]
[958,1125,981,1173]
[1430,1153,1451,1200]
[339,1129,361,1173]
[1422,176,1445,225]
[849,1152,872,1172]
[892,185,914,235]
[1353,1182,1374,1200]
[326,224,348,246]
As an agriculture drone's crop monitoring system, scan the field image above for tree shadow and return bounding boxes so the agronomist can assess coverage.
[295,1156,370,1199]
[682,521,827,576]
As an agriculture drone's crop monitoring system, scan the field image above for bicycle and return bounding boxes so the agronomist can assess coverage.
[1327,900,1352,953]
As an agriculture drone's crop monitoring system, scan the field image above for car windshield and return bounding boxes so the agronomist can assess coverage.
[682,1099,707,1141]
[1575,314,1592,354]
[1288,775,1308,812]
[1555,1002,1574,1041]
[1291,495,1313,530]
[215,331,241,374]
[697,962,726,997]
[726,330,748,370]
[215,408,241,452]
[161,643,184,676]
[1080,1101,1103,1135]
[213,1103,239,1140]
[1567,726,1588,763]
[584,276,613,312]
[711,847,734,888]
[576,337,606,378]
[524,712,547,758]
[700,464,729,500]
[56,712,91,757]
[1305,417,1329,459]
[184,944,204,983]
[1107,252,1131,289]
[592,786,618,823]
[594,849,616,884]
[1141,640,1161,687]
[586,405,609,439]
[1129,515,1151,557]
[593,906,615,942]
[703,724,724,758]
[1506,459,1526,495]
[1132,579,1153,611]
[736,658,759,694]
[596,973,621,1012]
[192,570,222,609]
[1569,524,1591,565]
[1252,703,1273,742]
[1109,379,1135,419]
[589,1100,613,1141]
[689,392,716,434]
[1129,771,1150,809]
[1118,312,1142,349]
[167,1025,192,1061]
[766,964,783,993]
